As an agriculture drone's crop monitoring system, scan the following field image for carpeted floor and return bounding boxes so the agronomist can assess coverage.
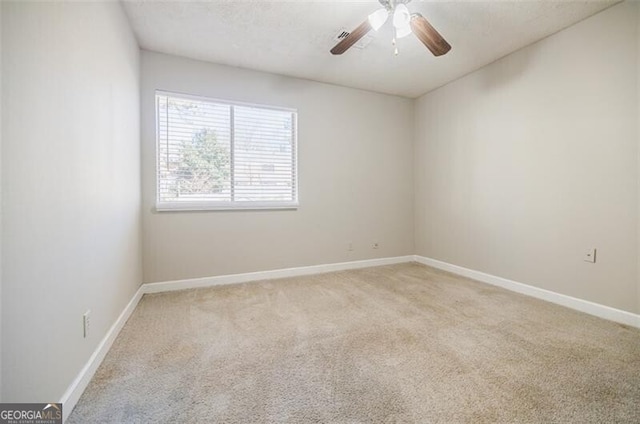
[68,263,640,423]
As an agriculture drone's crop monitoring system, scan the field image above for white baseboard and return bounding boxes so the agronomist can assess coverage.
[60,286,144,422]
[143,255,415,294]
[414,255,640,329]
[60,253,639,421]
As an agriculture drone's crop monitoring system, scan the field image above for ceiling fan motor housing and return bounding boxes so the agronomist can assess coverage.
[379,0,413,11]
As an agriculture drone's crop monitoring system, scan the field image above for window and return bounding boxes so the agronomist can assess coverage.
[155,91,298,211]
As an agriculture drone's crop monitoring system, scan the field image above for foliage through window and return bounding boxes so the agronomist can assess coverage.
[156,91,298,210]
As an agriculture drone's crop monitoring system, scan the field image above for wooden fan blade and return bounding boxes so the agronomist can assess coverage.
[330,20,372,55]
[410,13,451,56]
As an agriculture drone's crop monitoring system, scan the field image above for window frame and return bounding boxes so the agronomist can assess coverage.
[154,90,299,212]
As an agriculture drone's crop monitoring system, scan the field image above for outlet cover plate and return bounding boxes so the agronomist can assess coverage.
[83,310,91,338]
[584,248,596,263]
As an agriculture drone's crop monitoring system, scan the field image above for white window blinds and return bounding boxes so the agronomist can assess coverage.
[156,91,298,210]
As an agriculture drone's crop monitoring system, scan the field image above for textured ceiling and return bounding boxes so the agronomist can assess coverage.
[122,0,618,98]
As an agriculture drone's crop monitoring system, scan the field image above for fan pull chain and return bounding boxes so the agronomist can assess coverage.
[393,28,399,56]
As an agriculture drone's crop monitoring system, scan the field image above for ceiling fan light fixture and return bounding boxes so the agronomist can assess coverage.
[395,23,412,39]
[368,8,389,31]
[393,4,411,30]
[330,0,451,57]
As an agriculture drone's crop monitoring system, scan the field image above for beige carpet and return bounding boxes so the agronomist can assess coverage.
[69,263,640,423]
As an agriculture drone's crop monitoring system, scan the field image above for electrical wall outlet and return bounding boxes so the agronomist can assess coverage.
[584,248,597,263]
[83,310,91,338]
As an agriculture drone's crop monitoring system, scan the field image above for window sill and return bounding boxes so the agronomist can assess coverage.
[155,202,299,212]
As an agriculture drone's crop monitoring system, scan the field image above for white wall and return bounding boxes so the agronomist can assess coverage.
[1,0,142,402]
[414,2,639,314]
[141,51,414,283]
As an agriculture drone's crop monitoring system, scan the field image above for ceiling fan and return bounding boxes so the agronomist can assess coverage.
[330,0,451,57]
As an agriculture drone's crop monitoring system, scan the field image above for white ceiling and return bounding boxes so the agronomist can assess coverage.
[122,0,618,98]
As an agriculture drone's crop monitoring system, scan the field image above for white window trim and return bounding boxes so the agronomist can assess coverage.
[154,90,299,212]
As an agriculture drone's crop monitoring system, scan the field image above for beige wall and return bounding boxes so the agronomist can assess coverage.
[141,51,414,283]
[414,2,639,314]
[637,1,640,315]
[1,0,637,406]
[1,1,142,401]
[0,0,3,398]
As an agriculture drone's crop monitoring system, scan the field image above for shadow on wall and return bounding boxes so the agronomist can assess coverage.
[475,43,537,91]
[269,74,312,96]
